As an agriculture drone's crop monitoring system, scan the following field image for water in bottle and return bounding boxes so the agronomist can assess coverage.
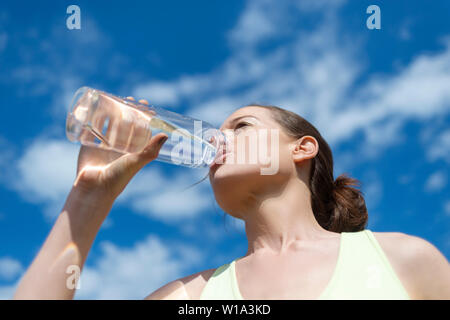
[66,87,226,168]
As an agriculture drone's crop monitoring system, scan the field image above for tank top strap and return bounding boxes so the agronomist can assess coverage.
[199,261,242,300]
[320,229,410,299]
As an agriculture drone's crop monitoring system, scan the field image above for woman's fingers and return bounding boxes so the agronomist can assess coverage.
[111,108,134,151]
[126,96,149,106]
[109,133,169,188]
[127,118,151,153]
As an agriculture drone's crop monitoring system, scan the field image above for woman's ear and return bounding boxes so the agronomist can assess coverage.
[292,135,319,164]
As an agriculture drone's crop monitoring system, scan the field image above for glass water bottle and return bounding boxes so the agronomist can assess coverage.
[65,87,225,168]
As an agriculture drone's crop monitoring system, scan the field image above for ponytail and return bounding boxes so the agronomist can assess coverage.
[254,104,369,233]
[329,173,368,232]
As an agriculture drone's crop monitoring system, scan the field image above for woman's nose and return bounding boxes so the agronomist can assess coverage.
[221,130,234,149]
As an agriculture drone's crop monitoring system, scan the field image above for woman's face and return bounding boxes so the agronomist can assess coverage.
[208,106,301,218]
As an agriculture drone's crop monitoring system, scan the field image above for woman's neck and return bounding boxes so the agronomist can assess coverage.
[242,177,336,257]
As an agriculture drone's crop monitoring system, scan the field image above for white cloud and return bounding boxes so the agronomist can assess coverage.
[0,257,23,281]
[4,0,450,234]
[326,40,450,147]
[428,129,450,164]
[0,257,22,299]
[188,96,243,128]
[0,283,18,300]
[444,200,450,217]
[376,47,450,116]
[129,1,450,173]
[116,166,213,222]
[179,210,246,242]
[360,117,406,159]
[424,170,447,192]
[132,186,210,220]
[8,138,78,220]
[15,139,78,200]
[75,234,204,299]
[133,81,180,106]
[5,18,116,121]
[180,219,225,242]
[228,0,345,47]
[399,24,412,41]
[0,233,209,300]
[186,22,362,133]
[361,171,383,210]
[398,174,413,185]
[5,135,213,223]
[0,136,15,176]
[295,0,345,12]
[228,0,278,47]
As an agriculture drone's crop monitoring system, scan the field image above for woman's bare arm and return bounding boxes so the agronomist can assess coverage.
[13,98,168,299]
[13,186,113,299]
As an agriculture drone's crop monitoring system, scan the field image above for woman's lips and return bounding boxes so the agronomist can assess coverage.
[210,152,231,171]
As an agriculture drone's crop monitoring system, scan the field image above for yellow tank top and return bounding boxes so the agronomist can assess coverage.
[199,229,410,300]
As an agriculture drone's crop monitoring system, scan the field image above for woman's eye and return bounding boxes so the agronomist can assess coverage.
[234,122,249,130]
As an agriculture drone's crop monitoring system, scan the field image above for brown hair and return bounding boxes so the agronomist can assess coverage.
[253,104,368,233]
[188,104,368,232]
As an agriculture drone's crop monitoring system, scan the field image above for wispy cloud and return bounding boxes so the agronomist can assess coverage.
[8,0,450,227]
[131,0,450,172]
[133,81,180,106]
[116,166,214,222]
[444,200,450,217]
[4,17,126,120]
[427,129,450,164]
[361,170,383,210]
[0,283,18,300]
[227,0,280,47]
[0,136,15,175]
[0,235,205,300]
[0,256,23,299]
[0,257,23,281]
[75,234,204,299]
[0,0,449,299]
[424,170,448,192]
[4,136,213,223]
[4,138,78,220]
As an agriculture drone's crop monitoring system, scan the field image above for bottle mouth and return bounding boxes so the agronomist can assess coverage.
[66,87,90,142]
[67,87,89,114]
[201,128,227,166]
[66,113,82,142]
[65,86,104,142]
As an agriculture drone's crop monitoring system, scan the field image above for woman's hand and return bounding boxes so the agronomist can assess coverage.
[74,97,168,206]
[13,97,169,300]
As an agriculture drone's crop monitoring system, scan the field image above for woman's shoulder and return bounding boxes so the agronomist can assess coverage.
[370,231,443,270]
[370,230,442,261]
[144,267,217,300]
[370,230,450,299]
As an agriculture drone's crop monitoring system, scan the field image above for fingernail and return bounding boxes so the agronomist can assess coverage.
[159,136,168,145]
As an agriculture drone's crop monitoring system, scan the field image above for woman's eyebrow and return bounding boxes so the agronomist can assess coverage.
[229,115,259,127]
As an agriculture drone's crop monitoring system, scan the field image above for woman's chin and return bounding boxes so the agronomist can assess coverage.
[210,162,263,184]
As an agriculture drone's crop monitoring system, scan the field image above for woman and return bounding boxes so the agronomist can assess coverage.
[13,99,450,300]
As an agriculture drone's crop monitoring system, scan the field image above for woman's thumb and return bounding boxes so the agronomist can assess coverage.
[117,133,168,175]
[136,133,169,166]
[139,133,169,163]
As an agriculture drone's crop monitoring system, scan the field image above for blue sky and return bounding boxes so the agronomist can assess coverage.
[0,0,449,299]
